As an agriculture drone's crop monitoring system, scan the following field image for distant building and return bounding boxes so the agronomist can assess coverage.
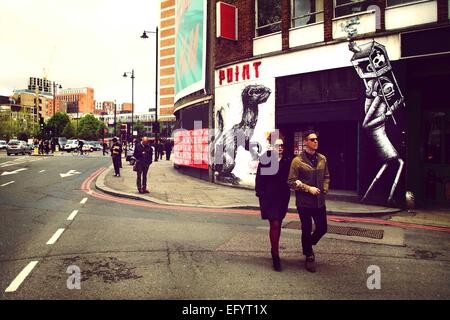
[58,87,94,119]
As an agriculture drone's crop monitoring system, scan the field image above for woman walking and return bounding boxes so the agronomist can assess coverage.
[255,133,291,272]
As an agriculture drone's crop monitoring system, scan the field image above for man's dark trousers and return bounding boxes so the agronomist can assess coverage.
[298,206,327,257]
[112,156,121,175]
[136,162,150,190]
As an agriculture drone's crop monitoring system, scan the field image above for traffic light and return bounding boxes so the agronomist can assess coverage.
[39,117,44,131]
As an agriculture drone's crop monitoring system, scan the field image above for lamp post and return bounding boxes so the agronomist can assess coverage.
[52,82,62,117]
[141,27,158,161]
[114,99,117,137]
[123,69,134,142]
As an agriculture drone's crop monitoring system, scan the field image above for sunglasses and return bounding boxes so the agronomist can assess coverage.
[307,138,318,142]
[274,144,284,147]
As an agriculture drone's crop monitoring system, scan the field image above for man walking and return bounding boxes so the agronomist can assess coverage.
[288,130,330,273]
[164,139,173,160]
[110,138,122,177]
[133,136,153,194]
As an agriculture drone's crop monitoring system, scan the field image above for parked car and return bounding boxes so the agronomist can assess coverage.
[24,143,34,155]
[85,141,101,152]
[64,139,82,152]
[0,140,7,150]
[57,137,67,150]
[6,140,27,156]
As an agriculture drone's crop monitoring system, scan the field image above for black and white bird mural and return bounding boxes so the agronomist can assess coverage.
[210,84,272,185]
[345,18,406,205]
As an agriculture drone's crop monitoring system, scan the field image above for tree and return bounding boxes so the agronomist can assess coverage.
[46,112,70,137]
[62,122,76,138]
[78,114,104,140]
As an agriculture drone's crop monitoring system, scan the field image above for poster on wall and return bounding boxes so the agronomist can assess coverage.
[211,60,275,188]
[173,128,209,169]
[174,0,207,103]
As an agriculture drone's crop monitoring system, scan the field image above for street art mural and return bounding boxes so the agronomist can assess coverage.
[211,84,272,185]
[344,18,406,205]
[212,60,275,188]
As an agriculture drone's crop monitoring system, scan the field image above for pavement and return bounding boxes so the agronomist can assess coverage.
[94,156,450,229]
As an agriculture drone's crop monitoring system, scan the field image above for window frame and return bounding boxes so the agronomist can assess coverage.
[291,0,324,28]
[333,0,372,18]
[255,0,282,37]
[386,0,429,8]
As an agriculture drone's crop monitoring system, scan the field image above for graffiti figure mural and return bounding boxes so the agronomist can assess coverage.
[345,19,406,204]
[211,84,271,184]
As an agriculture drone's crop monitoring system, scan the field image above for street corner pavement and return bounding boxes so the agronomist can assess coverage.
[96,159,261,209]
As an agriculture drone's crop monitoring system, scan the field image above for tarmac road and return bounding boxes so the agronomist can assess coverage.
[0,151,449,300]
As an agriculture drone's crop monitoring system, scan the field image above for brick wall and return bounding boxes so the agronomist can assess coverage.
[215,0,254,66]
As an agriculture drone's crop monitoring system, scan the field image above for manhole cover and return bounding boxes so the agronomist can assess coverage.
[283,221,384,239]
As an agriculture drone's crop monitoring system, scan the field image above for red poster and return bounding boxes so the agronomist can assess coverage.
[174,129,209,169]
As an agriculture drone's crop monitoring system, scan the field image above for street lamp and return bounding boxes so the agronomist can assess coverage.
[123,69,134,142]
[114,99,117,137]
[52,82,62,116]
[141,27,159,161]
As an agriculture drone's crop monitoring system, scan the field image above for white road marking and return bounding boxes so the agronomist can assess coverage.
[46,228,65,245]
[0,158,42,168]
[5,261,39,293]
[60,170,81,178]
[1,168,27,176]
[39,170,46,173]
[80,197,88,205]
[1,181,15,187]
[67,210,79,221]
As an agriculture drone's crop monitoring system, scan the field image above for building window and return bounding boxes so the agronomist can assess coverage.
[334,0,373,18]
[292,0,324,27]
[256,0,281,37]
[276,67,360,106]
[386,0,422,6]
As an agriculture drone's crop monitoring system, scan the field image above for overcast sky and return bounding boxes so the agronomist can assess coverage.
[0,0,159,113]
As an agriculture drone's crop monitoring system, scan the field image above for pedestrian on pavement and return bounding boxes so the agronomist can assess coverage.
[38,139,44,155]
[133,136,153,194]
[110,138,122,177]
[44,140,50,155]
[255,133,291,272]
[50,138,56,153]
[102,142,109,155]
[288,130,330,273]
[164,139,173,160]
[158,140,164,160]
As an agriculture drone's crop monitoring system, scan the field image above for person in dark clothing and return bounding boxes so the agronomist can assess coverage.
[110,138,122,177]
[102,142,109,155]
[288,130,330,273]
[50,138,56,153]
[255,133,291,272]
[157,141,164,160]
[133,136,153,194]
[38,140,44,155]
[164,140,173,160]
[78,139,84,155]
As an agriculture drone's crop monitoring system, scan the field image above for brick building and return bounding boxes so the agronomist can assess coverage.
[58,87,95,119]
[171,0,450,207]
